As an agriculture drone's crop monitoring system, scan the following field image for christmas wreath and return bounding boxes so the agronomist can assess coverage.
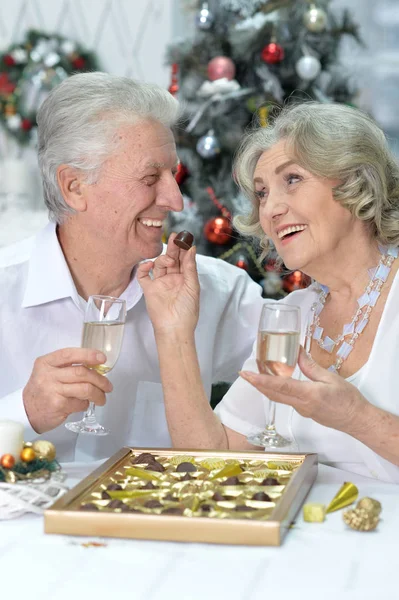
[0,29,98,144]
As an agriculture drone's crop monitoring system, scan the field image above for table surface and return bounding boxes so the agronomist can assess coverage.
[1,462,397,600]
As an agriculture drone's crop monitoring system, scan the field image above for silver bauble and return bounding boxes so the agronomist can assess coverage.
[295,55,321,81]
[196,130,221,158]
[195,3,214,30]
[303,6,328,33]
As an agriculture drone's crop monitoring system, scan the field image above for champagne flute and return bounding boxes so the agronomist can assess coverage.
[65,295,126,436]
[247,303,301,449]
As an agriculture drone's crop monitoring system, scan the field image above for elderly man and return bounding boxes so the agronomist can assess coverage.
[0,72,263,462]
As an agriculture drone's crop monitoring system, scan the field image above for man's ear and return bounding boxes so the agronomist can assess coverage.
[57,165,87,212]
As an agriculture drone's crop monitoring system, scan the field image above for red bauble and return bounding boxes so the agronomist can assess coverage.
[282,270,311,293]
[235,256,249,270]
[207,56,236,81]
[3,54,15,67]
[72,56,86,69]
[168,82,179,95]
[204,216,232,244]
[0,453,15,469]
[261,42,285,65]
[21,118,33,131]
[0,72,16,95]
[175,162,188,185]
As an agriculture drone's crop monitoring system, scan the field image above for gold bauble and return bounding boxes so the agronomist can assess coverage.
[32,440,56,462]
[20,447,36,463]
[356,497,382,517]
[343,507,379,532]
[303,5,328,33]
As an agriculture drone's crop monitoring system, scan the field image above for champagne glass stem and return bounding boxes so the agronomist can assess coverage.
[82,402,96,424]
[266,398,276,429]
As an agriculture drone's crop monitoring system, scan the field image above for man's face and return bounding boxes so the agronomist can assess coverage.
[82,119,183,264]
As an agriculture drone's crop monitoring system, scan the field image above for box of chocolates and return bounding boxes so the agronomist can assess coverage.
[45,448,317,546]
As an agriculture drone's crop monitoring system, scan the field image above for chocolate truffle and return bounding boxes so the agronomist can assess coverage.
[101,491,112,499]
[252,492,271,502]
[212,492,225,502]
[164,493,178,502]
[162,507,184,515]
[142,481,158,490]
[106,483,123,491]
[145,460,165,472]
[107,499,126,509]
[131,452,157,465]
[180,473,193,481]
[79,503,99,511]
[176,462,197,473]
[173,230,194,251]
[201,504,212,512]
[260,477,279,486]
[221,476,241,486]
[234,505,253,512]
[144,499,163,509]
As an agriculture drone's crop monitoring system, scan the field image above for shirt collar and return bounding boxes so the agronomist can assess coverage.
[22,222,144,311]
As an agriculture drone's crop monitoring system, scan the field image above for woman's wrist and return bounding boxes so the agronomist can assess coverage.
[154,326,196,345]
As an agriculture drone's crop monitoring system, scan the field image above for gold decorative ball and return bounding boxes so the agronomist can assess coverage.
[303,6,328,33]
[357,497,382,517]
[1,453,16,469]
[20,447,36,463]
[32,440,56,462]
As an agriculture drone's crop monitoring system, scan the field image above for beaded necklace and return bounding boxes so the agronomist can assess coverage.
[304,246,399,373]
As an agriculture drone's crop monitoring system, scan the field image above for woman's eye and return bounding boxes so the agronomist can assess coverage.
[285,173,301,185]
[254,189,268,202]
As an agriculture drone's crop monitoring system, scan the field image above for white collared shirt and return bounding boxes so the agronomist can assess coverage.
[0,223,263,461]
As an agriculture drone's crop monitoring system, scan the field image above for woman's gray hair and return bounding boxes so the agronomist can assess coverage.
[37,71,180,222]
[234,101,399,259]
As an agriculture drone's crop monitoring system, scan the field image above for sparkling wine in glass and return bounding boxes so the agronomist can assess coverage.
[65,295,126,436]
[247,303,301,449]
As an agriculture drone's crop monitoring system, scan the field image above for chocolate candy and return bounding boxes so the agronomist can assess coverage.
[261,477,279,486]
[79,503,99,511]
[221,476,242,486]
[164,493,178,502]
[234,505,253,512]
[107,483,123,491]
[142,481,158,490]
[145,460,165,472]
[252,492,271,502]
[180,473,193,481]
[163,507,184,515]
[131,452,157,465]
[107,499,126,509]
[212,492,225,502]
[201,504,212,512]
[144,500,163,509]
[173,230,194,251]
[101,491,112,499]
[176,462,197,473]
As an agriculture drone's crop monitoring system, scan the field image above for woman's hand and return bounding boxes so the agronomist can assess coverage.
[239,347,371,436]
[137,232,200,335]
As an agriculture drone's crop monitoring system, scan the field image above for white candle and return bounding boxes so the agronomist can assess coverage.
[0,420,24,458]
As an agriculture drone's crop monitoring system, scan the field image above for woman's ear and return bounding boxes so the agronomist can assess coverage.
[57,165,87,212]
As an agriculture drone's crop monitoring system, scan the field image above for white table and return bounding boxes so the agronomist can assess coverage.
[1,463,397,600]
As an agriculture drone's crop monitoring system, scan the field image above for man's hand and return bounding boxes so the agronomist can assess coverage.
[23,348,113,433]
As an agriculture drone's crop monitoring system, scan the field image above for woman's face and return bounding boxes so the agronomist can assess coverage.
[253,140,355,273]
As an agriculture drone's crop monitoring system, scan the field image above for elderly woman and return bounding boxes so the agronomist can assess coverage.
[138,101,399,483]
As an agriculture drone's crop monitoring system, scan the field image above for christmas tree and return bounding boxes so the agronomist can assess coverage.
[166,0,362,297]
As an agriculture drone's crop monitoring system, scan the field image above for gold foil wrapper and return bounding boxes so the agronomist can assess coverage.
[343,507,380,531]
[326,482,358,513]
[169,455,196,466]
[303,503,326,522]
[356,497,382,517]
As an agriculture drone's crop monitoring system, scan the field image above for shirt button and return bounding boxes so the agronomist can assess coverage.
[370,470,379,479]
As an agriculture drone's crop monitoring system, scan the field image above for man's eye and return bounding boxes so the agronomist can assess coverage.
[144,175,158,185]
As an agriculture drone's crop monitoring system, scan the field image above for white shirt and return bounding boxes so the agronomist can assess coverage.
[216,278,399,483]
[0,222,263,462]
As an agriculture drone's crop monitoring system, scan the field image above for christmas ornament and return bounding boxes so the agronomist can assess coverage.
[0,29,97,144]
[261,42,285,65]
[262,271,283,296]
[235,255,249,270]
[195,2,214,30]
[175,162,188,185]
[1,454,16,469]
[207,56,236,81]
[20,447,36,463]
[326,482,358,513]
[357,497,382,517]
[282,270,311,293]
[296,55,321,81]
[219,0,266,19]
[343,507,379,532]
[196,129,221,158]
[168,62,179,96]
[197,77,240,98]
[303,4,328,33]
[204,216,232,244]
[32,440,57,462]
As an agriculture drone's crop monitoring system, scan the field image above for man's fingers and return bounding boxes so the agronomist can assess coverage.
[43,348,106,369]
[58,366,113,392]
[63,398,90,415]
[60,383,107,406]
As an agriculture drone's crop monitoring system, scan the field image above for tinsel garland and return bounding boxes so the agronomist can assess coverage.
[0,458,59,482]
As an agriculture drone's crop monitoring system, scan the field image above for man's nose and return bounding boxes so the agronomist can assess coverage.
[158,174,184,212]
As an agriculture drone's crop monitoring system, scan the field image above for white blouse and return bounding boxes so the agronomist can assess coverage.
[215,275,399,483]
